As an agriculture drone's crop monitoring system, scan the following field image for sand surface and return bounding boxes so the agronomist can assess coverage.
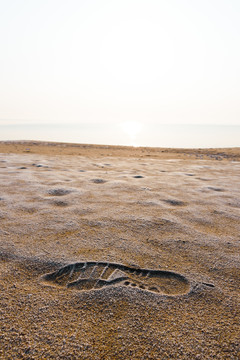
[0,141,239,359]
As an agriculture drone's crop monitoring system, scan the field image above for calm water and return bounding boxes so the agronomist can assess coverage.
[0,123,239,148]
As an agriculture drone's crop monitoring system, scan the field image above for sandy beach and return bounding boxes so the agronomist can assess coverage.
[0,141,239,359]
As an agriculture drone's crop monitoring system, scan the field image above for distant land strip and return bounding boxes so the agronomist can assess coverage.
[0,140,239,160]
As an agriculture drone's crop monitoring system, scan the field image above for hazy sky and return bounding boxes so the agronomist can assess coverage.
[0,0,240,126]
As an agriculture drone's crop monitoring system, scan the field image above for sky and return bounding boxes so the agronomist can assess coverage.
[0,0,240,145]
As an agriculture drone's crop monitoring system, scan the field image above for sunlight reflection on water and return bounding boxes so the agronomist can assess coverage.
[0,123,239,148]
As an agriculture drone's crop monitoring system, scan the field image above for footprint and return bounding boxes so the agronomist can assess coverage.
[48,188,72,196]
[41,262,190,296]
[162,199,186,206]
[32,164,48,168]
[91,179,107,184]
[207,187,225,192]
[52,200,69,207]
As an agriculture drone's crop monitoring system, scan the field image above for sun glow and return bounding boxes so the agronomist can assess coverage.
[119,121,143,146]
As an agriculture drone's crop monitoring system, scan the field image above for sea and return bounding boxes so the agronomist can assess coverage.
[0,123,239,148]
